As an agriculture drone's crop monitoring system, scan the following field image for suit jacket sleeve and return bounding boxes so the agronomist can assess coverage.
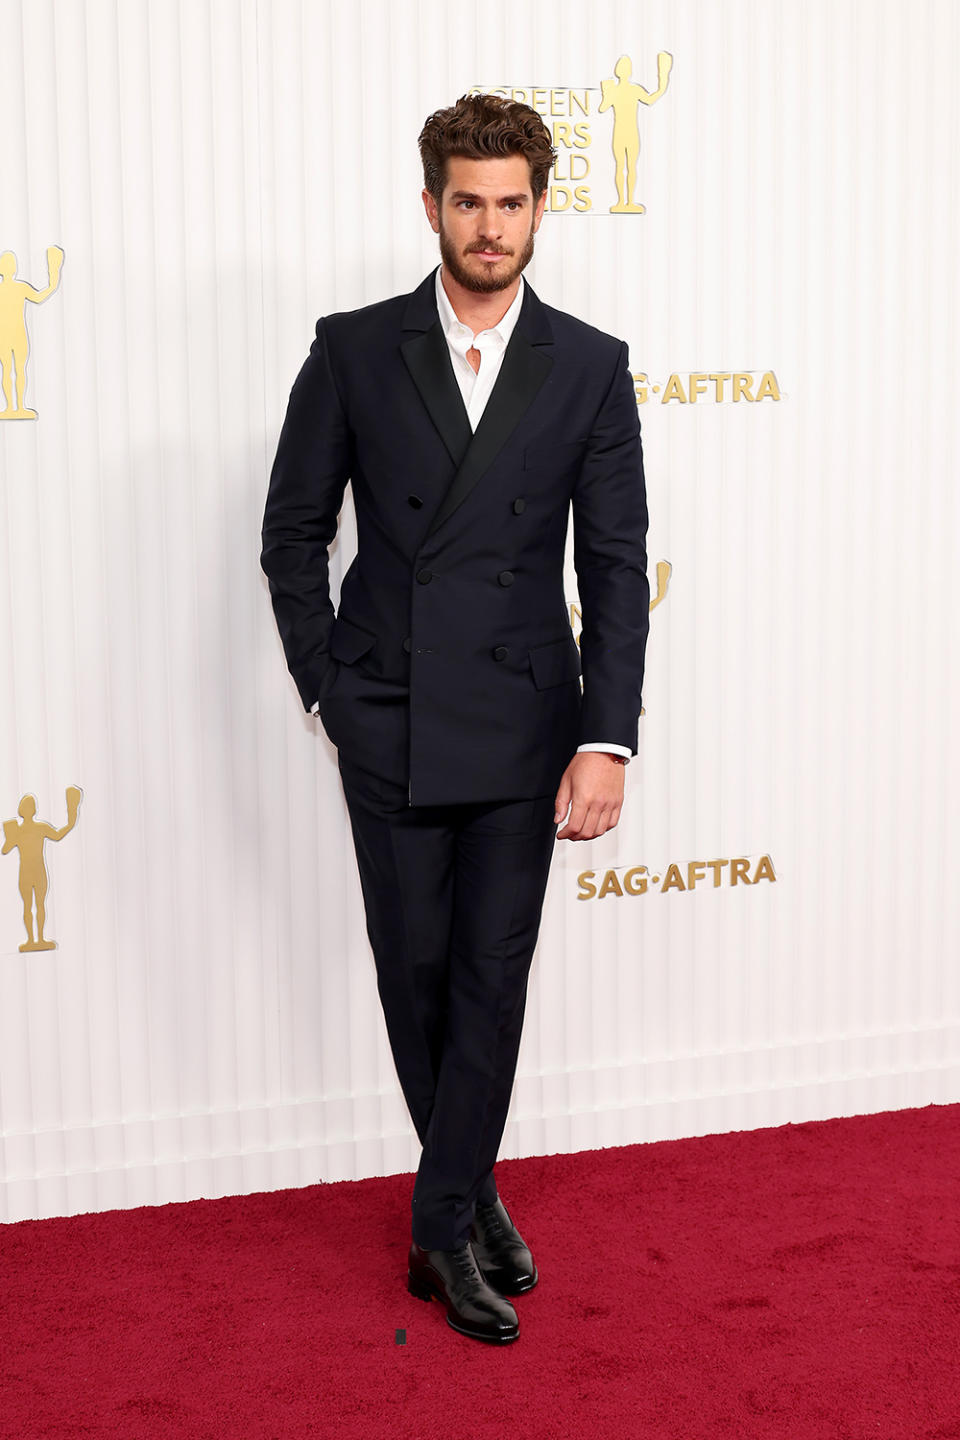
[260,318,351,711]
[572,340,650,753]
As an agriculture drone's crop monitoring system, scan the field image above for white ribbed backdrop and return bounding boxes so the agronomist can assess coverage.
[1,0,958,1222]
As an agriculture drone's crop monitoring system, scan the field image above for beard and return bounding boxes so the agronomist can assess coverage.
[438,217,536,294]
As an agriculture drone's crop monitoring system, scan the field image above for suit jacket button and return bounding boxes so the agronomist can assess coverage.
[417,569,433,584]
[402,637,412,654]
[408,494,423,509]
[493,646,509,662]
[512,498,526,515]
[497,570,515,587]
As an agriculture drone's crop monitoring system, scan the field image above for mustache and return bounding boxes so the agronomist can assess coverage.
[465,244,512,255]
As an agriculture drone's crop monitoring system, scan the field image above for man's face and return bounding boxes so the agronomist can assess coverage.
[422,154,547,294]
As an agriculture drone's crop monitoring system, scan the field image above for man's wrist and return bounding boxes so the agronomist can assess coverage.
[576,742,631,763]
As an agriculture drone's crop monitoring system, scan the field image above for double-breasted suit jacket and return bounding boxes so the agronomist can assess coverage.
[261,267,650,806]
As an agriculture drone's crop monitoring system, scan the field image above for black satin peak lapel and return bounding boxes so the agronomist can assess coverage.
[425,331,553,539]
[400,322,473,468]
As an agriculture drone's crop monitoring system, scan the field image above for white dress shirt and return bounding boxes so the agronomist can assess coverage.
[314,266,633,763]
[434,265,525,429]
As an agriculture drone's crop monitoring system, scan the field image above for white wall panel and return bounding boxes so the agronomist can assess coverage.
[1,0,958,1221]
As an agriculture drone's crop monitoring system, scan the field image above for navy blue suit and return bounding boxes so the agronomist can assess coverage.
[262,268,649,1247]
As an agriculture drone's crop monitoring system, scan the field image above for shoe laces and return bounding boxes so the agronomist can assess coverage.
[477,1206,506,1242]
[453,1245,481,1282]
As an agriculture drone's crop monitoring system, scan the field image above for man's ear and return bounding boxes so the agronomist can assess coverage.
[422,188,441,234]
[532,189,548,232]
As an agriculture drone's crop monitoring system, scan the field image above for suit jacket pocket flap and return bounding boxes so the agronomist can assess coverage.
[528,636,582,690]
[330,615,377,665]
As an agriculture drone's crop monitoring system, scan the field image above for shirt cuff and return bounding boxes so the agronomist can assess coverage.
[310,701,320,715]
[576,742,632,762]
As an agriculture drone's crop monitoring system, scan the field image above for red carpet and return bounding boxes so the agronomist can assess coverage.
[2,1103,959,1439]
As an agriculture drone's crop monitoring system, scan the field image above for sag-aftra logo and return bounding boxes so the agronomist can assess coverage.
[578,855,777,900]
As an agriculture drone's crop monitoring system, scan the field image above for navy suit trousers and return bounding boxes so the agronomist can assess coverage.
[337,754,558,1251]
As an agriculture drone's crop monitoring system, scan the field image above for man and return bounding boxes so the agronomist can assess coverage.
[261,94,649,1345]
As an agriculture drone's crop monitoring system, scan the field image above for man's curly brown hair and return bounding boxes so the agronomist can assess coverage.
[418,93,557,204]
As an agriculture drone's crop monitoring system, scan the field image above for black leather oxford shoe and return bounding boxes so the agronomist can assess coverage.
[470,1197,538,1295]
[407,1241,519,1343]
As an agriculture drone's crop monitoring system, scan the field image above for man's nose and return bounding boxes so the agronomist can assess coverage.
[478,206,503,236]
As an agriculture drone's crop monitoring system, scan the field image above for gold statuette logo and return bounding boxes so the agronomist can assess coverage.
[0,246,64,420]
[599,53,672,214]
[2,786,82,951]
[471,49,673,215]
